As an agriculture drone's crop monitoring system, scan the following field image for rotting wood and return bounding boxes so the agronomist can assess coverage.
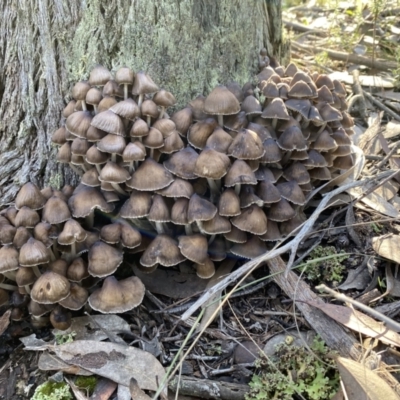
[169,376,249,400]
[0,0,288,206]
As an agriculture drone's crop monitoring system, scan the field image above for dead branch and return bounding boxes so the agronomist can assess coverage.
[283,19,327,36]
[292,42,398,71]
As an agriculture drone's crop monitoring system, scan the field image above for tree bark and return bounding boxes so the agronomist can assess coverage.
[0,0,288,205]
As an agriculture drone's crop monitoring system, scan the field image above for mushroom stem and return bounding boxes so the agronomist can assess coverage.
[185,224,193,235]
[95,164,102,174]
[111,182,128,196]
[128,161,135,174]
[146,116,152,127]
[158,106,166,119]
[208,234,216,245]
[24,285,31,294]
[155,222,165,234]
[32,266,42,278]
[85,211,94,229]
[70,242,76,258]
[206,178,220,202]
[138,94,144,108]
[272,118,278,129]
[217,115,224,127]
[94,105,98,114]
[196,221,205,234]
[48,248,56,262]
[316,122,327,134]
[0,283,18,291]
[150,148,154,159]
[111,153,117,163]
[3,271,17,281]
[81,100,87,111]
[234,183,241,196]
[124,84,129,100]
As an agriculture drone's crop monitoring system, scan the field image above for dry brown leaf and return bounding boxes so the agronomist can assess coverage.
[89,378,117,400]
[38,353,92,375]
[132,264,208,299]
[129,378,152,400]
[54,340,167,396]
[336,357,399,400]
[372,233,400,264]
[305,300,400,346]
[0,309,11,336]
[384,120,400,139]
[358,112,382,152]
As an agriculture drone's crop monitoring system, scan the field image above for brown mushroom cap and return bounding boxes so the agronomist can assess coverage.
[230,236,267,259]
[171,198,190,225]
[140,234,185,267]
[203,85,240,116]
[110,98,141,121]
[89,65,113,86]
[0,245,19,273]
[259,219,282,242]
[19,238,50,267]
[227,129,265,160]
[256,180,281,204]
[171,107,193,137]
[15,182,46,211]
[66,111,93,139]
[91,110,125,136]
[31,271,71,304]
[131,71,159,95]
[148,195,171,223]
[178,234,208,265]
[195,257,216,279]
[58,219,87,245]
[126,158,174,191]
[88,276,145,314]
[42,196,71,224]
[0,223,17,246]
[14,207,40,228]
[88,241,124,278]
[218,189,241,217]
[59,283,89,311]
[115,66,135,85]
[200,213,231,235]
[277,126,307,151]
[283,162,311,184]
[231,205,268,235]
[119,190,152,218]
[156,178,194,199]
[194,148,231,180]
[225,160,257,187]
[188,118,218,150]
[276,180,306,205]
[266,198,296,222]
[187,194,218,224]
[67,258,89,282]
[164,146,199,180]
[99,162,131,184]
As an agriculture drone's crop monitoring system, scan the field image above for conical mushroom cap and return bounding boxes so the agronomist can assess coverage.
[231,205,268,235]
[122,141,146,163]
[110,98,140,121]
[164,147,199,180]
[261,98,289,120]
[283,162,311,185]
[227,129,265,160]
[148,195,170,223]
[218,189,241,217]
[15,182,46,210]
[188,118,218,150]
[89,65,113,86]
[259,220,281,241]
[204,86,240,116]
[58,219,87,245]
[140,234,185,267]
[260,138,283,163]
[97,133,126,155]
[88,276,145,313]
[187,194,217,224]
[59,282,89,310]
[171,198,189,225]
[126,158,174,191]
[267,198,296,222]
[19,238,50,267]
[205,127,233,153]
[0,245,19,273]
[256,181,281,204]
[131,71,159,95]
[195,257,216,279]
[225,160,257,187]
[15,207,40,228]
[201,214,231,235]
[31,272,71,304]
[91,110,125,136]
[66,111,93,139]
[88,241,124,278]
[277,126,307,151]
[156,178,194,199]
[230,236,267,259]
[99,162,131,184]
[194,148,231,179]
[171,107,193,137]
[276,180,306,205]
[178,234,208,265]
[119,191,152,218]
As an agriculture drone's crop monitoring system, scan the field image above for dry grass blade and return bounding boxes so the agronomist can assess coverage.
[0,309,11,336]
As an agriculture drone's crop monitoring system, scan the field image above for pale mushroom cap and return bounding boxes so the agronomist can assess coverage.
[89,65,113,86]
[0,245,19,273]
[91,110,125,136]
[58,219,87,245]
[15,182,46,210]
[131,71,159,95]
[42,196,71,224]
[31,272,71,304]
[194,148,231,179]
[88,276,145,313]
[178,234,208,265]
[99,161,131,184]
[59,283,89,310]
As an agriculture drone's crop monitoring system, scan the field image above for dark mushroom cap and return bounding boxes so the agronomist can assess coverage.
[283,162,311,184]
[187,194,217,224]
[261,98,289,120]
[276,180,306,205]
[277,126,307,151]
[31,272,70,304]
[201,213,231,235]
[156,178,194,199]
[256,181,281,204]
[59,283,89,311]
[205,127,233,153]
[140,234,185,267]
[126,158,174,191]
[19,238,50,267]
[88,276,145,313]
[148,195,171,223]
[119,190,152,218]
[195,257,216,279]
[88,241,123,278]
[227,129,265,160]
[171,107,193,137]
[218,189,241,217]
[230,236,267,259]
[67,258,89,282]
[225,160,257,187]
[164,146,199,180]
[266,198,296,222]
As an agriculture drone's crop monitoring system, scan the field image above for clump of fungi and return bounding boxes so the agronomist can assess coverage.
[0,50,354,330]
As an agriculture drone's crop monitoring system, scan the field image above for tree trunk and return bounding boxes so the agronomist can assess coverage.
[0,0,288,205]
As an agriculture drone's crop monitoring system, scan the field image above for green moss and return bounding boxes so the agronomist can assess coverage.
[48,173,63,190]
[246,337,339,400]
[75,376,97,395]
[32,381,73,400]
[302,246,348,284]
[54,331,76,345]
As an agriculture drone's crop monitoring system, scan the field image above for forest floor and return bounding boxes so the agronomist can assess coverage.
[1,1,400,399]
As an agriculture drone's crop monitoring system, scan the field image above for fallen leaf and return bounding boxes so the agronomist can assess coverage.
[372,233,400,264]
[20,333,48,350]
[117,385,131,400]
[337,357,399,400]
[53,315,131,342]
[132,264,208,299]
[89,378,117,400]
[384,120,400,139]
[338,262,370,290]
[38,353,92,375]
[329,71,395,88]
[129,378,152,400]
[0,309,11,336]
[54,340,167,396]
[304,300,400,346]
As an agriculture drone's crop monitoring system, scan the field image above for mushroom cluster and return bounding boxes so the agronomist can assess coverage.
[0,51,354,329]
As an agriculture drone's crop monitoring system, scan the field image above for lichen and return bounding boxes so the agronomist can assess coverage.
[246,336,339,400]
[302,245,348,284]
[32,381,73,400]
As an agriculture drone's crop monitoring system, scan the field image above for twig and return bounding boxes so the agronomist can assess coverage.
[291,42,398,71]
[181,178,374,321]
[283,19,327,36]
[363,90,400,123]
[316,284,400,332]
[350,70,367,120]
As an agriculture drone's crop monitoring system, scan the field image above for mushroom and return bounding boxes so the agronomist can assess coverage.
[88,241,123,278]
[30,271,70,304]
[115,66,135,100]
